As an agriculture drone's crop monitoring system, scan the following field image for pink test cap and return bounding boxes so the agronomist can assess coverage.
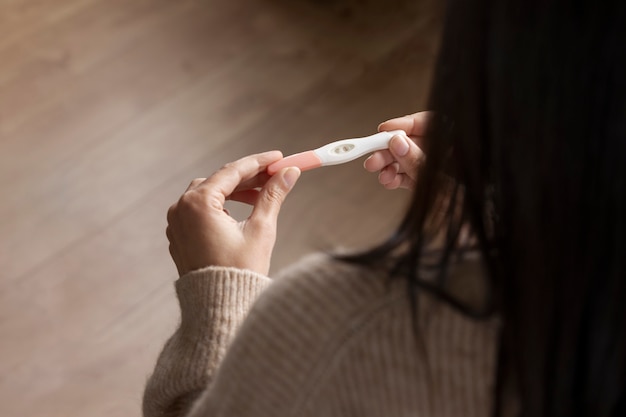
[267,151,323,175]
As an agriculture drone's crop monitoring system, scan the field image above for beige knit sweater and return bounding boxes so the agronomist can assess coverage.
[143,253,498,417]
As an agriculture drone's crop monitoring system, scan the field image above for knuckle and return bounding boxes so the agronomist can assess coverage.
[216,162,243,182]
[181,188,223,212]
[221,162,237,173]
[179,191,196,206]
[263,186,284,205]
[177,191,205,213]
[166,203,178,223]
[207,194,225,211]
[188,178,205,189]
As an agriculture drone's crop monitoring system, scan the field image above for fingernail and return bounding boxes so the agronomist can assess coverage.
[282,167,301,188]
[390,135,409,156]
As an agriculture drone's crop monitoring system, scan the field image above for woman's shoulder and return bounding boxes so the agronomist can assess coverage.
[260,251,494,329]
[268,250,491,319]
[203,252,499,416]
[248,253,402,339]
[257,252,499,375]
[271,252,394,301]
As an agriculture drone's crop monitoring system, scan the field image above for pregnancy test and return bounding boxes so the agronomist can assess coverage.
[267,129,406,175]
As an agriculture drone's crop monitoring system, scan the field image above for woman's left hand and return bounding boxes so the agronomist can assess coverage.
[166,151,301,277]
[364,112,428,190]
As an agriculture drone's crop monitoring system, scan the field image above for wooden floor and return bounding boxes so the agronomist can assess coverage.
[0,0,441,415]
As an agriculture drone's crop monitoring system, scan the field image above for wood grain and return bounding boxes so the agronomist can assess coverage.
[0,0,441,415]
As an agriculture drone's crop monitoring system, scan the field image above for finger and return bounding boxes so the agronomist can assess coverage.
[384,174,404,190]
[247,167,300,235]
[389,172,416,189]
[378,111,430,137]
[233,171,272,193]
[228,189,261,205]
[166,203,177,225]
[165,225,181,265]
[378,163,399,185]
[364,150,395,172]
[197,151,283,205]
[168,243,183,276]
[387,134,424,179]
[397,174,415,189]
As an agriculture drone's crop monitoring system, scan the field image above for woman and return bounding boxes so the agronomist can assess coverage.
[143,0,626,415]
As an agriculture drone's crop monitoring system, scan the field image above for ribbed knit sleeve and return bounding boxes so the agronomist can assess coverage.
[143,254,498,417]
[142,266,271,417]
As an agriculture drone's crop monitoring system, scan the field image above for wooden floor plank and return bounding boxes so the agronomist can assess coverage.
[0,0,334,279]
[0,0,440,415]
[0,0,439,281]
[0,0,96,51]
[0,28,430,392]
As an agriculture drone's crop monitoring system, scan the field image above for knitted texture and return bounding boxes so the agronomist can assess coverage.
[143,254,498,417]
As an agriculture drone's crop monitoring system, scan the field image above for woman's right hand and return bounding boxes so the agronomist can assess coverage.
[364,112,428,190]
[166,151,300,277]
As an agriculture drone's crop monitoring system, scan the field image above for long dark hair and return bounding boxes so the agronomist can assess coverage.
[345,0,626,415]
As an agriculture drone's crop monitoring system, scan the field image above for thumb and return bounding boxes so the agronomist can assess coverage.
[388,133,423,178]
[248,167,301,232]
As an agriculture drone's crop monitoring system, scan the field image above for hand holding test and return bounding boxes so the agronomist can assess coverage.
[267,130,407,175]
